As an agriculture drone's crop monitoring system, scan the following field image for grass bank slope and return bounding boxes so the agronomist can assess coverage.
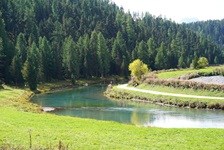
[1,107,224,149]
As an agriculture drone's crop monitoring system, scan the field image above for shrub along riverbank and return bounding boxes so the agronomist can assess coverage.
[1,80,224,149]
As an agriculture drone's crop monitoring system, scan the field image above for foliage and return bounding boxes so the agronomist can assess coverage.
[0,0,223,85]
[187,19,224,51]
[22,42,39,90]
[129,59,149,81]
[191,52,198,69]
[197,57,209,68]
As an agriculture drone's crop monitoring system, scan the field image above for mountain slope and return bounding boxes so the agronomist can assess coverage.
[0,0,223,86]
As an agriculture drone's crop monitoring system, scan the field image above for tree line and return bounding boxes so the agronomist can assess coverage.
[0,0,223,89]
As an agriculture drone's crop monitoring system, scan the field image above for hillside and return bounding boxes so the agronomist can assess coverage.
[186,19,224,52]
[0,0,223,89]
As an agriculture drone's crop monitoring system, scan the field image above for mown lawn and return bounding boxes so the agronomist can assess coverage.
[156,66,224,79]
[1,85,224,149]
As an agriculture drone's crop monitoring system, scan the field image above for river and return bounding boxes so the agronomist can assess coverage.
[31,86,224,128]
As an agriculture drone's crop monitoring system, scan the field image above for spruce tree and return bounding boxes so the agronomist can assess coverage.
[16,33,27,64]
[112,31,128,75]
[89,30,98,76]
[137,40,149,66]
[155,42,168,70]
[97,32,110,77]
[147,38,157,70]
[10,54,24,86]
[62,36,79,84]
[22,42,39,91]
[39,36,54,81]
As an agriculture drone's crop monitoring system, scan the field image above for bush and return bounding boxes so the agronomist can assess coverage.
[143,77,224,92]
[197,57,209,69]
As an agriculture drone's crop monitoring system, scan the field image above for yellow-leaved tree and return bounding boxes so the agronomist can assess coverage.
[129,59,149,81]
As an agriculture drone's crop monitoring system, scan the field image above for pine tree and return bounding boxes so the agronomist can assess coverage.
[126,15,136,52]
[147,38,157,70]
[155,42,168,70]
[10,54,24,86]
[178,53,186,68]
[137,40,149,66]
[0,12,14,83]
[39,36,54,81]
[62,36,79,84]
[16,33,27,64]
[22,42,39,91]
[191,52,198,69]
[89,30,98,76]
[83,34,90,78]
[112,31,128,75]
[97,32,110,77]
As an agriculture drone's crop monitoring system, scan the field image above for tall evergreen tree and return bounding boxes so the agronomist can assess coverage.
[51,21,64,79]
[126,15,136,52]
[155,42,169,70]
[178,53,186,68]
[10,54,24,86]
[137,40,149,66]
[147,37,157,70]
[16,33,27,64]
[89,30,98,76]
[0,11,14,82]
[39,36,54,81]
[97,32,110,77]
[112,31,128,75]
[62,36,79,84]
[22,42,39,90]
[191,52,198,69]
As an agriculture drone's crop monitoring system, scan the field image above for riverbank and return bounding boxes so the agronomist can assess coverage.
[105,84,224,110]
[1,81,224,149]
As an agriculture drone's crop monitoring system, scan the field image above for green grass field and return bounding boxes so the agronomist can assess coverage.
[1,83,224,149]
[137,83,224,98]
[156,66,224,79]
[1,106,224,149]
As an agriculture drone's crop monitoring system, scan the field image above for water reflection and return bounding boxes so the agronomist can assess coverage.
[31,86,224,128]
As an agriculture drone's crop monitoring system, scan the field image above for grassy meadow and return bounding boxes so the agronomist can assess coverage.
[1,107,224,149]
[156,66,224,79]
[137,83,224,97]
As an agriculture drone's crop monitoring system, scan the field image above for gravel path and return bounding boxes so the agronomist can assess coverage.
[117,84,224,100]
[190,76,224,85]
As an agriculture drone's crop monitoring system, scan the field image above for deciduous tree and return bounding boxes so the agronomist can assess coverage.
[129,59,149,81]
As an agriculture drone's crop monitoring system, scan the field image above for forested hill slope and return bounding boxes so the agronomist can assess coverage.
[0,0,223,87]
[186,19,224,51]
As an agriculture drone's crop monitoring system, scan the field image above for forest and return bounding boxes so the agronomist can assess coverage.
[0,0,223,90]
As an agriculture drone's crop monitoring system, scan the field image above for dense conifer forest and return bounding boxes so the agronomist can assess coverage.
[187,20,224,51]
[0,0,223,89]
